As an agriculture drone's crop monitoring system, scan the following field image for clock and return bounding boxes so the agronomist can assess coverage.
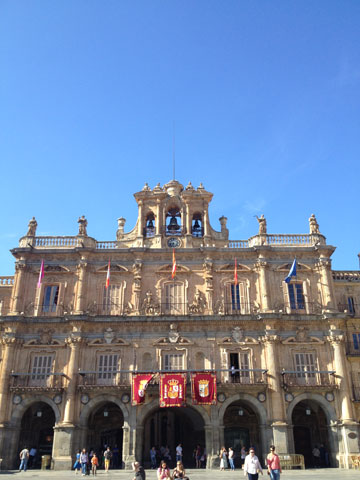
[81,394,90,405]
[121,393,130,404]
[13,394,22,405]
[167,238,181,248]
[53,394,62,405]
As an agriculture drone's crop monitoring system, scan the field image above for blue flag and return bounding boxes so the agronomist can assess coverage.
[285,259,297,284]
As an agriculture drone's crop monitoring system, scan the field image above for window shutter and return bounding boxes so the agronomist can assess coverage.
[282,282,291,313]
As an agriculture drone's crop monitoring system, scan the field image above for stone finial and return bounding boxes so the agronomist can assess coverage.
[309,214,320,234]
[77,216,88,236]
[142,182,151,191]
[26,217,37,236]
[185,181,194,191]
[117,217,126,232]
[256,214,267,234]
[197,182,205,191]
[153,183,162,192]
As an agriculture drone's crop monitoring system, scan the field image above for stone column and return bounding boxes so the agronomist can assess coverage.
[132,262,142,314]
[255,259,270,312]
[137,201,144,237]
[9,262,27,315]
[203,206,210,244]
[0,334,21,465]
[156,201,161,236]
[74,257,88,314]
[63,334,83,424]
[263,332,288,453]
[318,257,335,311]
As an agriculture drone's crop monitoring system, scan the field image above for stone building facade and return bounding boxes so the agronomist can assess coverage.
[0,179,360,470]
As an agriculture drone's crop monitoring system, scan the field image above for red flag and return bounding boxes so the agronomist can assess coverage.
[37,260,44,288]
[160,373,186,407]
[171,249,177,279]
[234,258,238,286]
[191,373,217,405]
[132,374,154,405]
[105,260,110,289]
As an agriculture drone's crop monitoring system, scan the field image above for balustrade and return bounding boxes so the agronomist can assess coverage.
[34,236,81,247]
[0,276,14,286]
[333,271,360,282]
[96,241,118,249]
[281,370,336,389]
[10,373,65,391]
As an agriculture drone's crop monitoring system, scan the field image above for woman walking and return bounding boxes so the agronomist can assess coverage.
[243,447,263,480]
[219,446,228,471]
[266,445,282,480]
[73,450,81,474]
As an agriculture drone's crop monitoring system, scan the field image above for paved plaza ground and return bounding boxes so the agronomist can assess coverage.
[1,469,359,479]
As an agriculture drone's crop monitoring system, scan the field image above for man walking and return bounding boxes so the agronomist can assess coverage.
[19,446,30,472]
[176,444,183,463]
[104,446,113,473]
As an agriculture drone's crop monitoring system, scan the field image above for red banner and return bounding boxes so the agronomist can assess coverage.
[191,372,217,405]
[160,373,186,407]
[132,374,154,405]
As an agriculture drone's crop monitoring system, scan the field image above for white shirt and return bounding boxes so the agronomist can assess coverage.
[176,446,182,456]
[244,454,263,475]
[228,450,234,459]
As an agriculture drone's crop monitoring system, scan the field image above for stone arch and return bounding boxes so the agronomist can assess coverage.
[10,394,61,426]
[218,392,268,425]
[286,392,337,425]
[78,394,129,427]
[136,398,210,426]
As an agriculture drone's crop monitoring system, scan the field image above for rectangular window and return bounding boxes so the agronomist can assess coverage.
[30,355,54,386]
[231,284,241,311]
[288,283,305,310]
[164,284,184,314]
[348,297,356,314]
[163,353,184,371]
[294,352,316,384]
[97,354,119,385]
[229,352,250,383]
[42,285,59,313]
[352,333,360,350]
[103,285,121,314]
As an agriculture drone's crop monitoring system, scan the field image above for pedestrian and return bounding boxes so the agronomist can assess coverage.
[157,460,171,480]
[19,446,30,472]
[80,448,89,476]
[172,460,189,480]
[151,446,158,469]
[240,446,246,467]
[195,445,202,469]
[266,445,281,480]
[176,443,183,462]
[312,446,320,468]
[219,446,228,471]
[91,453,99,476]
[28,446,37,468]
[113,444,120,468]
[104,446,112,473]
[73,450,81,474]
[243,447,263,480]
[228,447,235,471]
[133,461,146,480]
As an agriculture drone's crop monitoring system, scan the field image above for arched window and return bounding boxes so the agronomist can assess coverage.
[166,207,182,236]
[144,212,155,238]
[191,213,203,237]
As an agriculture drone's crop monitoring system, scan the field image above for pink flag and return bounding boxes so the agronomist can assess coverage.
[37,260,44,288]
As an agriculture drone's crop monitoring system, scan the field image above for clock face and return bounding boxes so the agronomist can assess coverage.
[167,238,181,248]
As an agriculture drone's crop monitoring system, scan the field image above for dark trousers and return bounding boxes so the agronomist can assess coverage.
[247,474,259,480]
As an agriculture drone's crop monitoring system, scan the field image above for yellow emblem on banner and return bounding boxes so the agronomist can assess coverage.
[168,379,179,398]
[199,379,209,397]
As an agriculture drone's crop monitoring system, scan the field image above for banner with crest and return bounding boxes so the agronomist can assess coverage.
[132,374,154,405]
[159,373,187,407]
[191,372,217,405]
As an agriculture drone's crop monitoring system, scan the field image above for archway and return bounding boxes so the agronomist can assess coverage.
[292,400,331,468]
[142,407,205,468]
[87,401,124,469]
[223,400,261,467]
[18,401,56,469]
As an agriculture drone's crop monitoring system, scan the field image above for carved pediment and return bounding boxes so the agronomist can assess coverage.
[88,337,129,346]
[156,264,191,274]
[153,336,191,345]
[277,262,311,272]
[96,264,129,273]
[217,263,251,272]
[218,336,258,345]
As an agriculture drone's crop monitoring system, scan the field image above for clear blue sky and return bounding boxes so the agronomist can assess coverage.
[1,1,359,275]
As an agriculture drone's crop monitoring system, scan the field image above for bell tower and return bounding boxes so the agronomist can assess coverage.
[125,180,228,249]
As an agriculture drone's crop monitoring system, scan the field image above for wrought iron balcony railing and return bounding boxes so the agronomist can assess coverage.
[10,373,65,391]
[346,342,360,356]
[281,370,336,389]
[78,371,131,389]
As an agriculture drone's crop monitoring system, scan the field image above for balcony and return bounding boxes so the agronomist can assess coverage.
[78,371,131,390]
[352,386,360,401]
[221,369,268,390]
[10,373,65,392]
[281,371,336,390]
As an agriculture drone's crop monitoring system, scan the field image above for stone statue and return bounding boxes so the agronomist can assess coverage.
[309,214,320,234]
[26,217,37,236]
[142,290,160,315]
[189,289,206,314]
[77,215,88,236]
[256,214,267,234]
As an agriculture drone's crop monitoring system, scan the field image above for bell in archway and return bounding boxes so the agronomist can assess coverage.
[193,219,201,231]
[147,219,154,229]
[168,216,180,231]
